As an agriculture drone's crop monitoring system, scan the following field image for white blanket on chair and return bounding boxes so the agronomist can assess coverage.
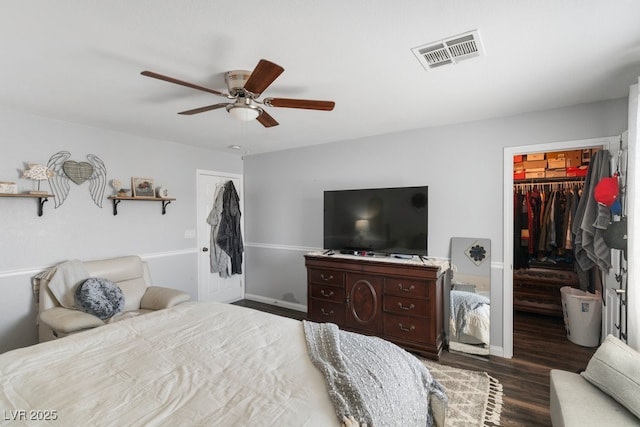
[44,259,90,308]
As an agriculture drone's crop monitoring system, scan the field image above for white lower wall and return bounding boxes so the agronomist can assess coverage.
[244,243,316,309]
[0,269,41,351]
[142,249,199,300]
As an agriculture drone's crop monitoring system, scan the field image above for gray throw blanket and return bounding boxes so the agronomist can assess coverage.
[303,321,447,426]
[572,149,612,273]
[450,290,490,339]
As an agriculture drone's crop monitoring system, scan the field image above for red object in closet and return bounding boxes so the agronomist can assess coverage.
[566,166,588,177]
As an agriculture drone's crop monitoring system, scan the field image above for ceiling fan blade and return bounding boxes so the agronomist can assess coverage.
[243,59,284,95]
[141,71,228,97]
[265,97,335,111]
[256,110,279,128]
[178,103,229,115]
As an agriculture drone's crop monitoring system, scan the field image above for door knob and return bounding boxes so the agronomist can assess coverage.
[202,247,209,252]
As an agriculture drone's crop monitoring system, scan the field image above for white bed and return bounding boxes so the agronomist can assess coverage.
[1,301,445,426]
[1,302,338,426]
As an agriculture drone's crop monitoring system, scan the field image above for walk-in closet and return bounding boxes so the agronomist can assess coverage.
[512,147,599,351]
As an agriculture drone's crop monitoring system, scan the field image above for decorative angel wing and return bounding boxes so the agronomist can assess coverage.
[46,151,71,208]
[86,154,107,208]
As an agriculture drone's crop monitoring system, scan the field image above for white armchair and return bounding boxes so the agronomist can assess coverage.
[38,255,190,342]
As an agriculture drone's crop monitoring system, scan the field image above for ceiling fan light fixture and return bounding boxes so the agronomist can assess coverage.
[226,104,260,122]
[141,59,334,128]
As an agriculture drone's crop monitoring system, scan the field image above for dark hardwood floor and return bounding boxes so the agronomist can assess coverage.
[232,300,597,427]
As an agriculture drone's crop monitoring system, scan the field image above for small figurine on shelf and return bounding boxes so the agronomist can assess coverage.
[157,187,169,198]
[111,179,122,194]
[111,179,131,197]
[0,181,17,194]
[22,164,54,194]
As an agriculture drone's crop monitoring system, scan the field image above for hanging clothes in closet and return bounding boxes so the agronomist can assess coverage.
[207,180,243,277]
[513,181,583,270]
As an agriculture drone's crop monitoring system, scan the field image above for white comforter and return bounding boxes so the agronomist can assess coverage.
[0,302,338,426]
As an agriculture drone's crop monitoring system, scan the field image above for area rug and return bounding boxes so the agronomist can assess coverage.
[422,359,503,427]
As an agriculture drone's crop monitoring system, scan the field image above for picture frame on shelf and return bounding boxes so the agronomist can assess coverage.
[131,177,155,198]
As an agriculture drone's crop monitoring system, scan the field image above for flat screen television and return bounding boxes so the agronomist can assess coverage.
[323,186,428,256]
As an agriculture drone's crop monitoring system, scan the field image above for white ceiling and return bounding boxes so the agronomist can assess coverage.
[1,1,639,156]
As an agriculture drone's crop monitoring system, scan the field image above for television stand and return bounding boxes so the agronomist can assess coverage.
[305,252,445,360]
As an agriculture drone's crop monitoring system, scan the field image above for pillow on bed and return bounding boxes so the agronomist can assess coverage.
[581,334,640,418]
[75,278,125,320]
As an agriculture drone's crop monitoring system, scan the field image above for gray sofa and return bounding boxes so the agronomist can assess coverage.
[550,335,640,426]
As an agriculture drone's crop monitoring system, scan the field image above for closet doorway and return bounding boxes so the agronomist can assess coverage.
[502,136,617,359]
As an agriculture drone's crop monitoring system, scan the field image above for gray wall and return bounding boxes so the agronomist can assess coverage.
[243,97,629,352]
[0,108,242,352]
[0,97,629,354]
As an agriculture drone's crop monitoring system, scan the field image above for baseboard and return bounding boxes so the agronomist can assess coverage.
[490,345,505,358]
[244,293,307,313]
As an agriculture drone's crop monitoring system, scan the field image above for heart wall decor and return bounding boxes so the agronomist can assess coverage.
[46,151,107,208]
[63,161,94,185]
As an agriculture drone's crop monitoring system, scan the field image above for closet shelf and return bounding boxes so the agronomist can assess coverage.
[514,176,585,184]
[0,193,54,217]
[107,196,176,216]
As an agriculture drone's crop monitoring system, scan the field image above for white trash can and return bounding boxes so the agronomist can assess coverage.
[560,286,602,347]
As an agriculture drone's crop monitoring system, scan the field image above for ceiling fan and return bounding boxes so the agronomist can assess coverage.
[141,59,335,128]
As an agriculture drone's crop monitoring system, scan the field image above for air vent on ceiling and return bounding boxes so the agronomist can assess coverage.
[412,30,483,70]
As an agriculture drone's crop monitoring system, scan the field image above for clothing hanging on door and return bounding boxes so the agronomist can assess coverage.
[207,180,244,277]
[572,149,612,274]
[207,182,230,277]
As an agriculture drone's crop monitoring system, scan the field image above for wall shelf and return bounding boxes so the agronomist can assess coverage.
[107,196,176,216]
[0,193,54,217]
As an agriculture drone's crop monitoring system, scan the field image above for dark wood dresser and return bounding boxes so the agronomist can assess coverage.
[513,267,579,316]
[305,253,445,360]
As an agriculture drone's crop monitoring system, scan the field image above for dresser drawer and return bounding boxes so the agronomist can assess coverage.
[383,313,431,343]
[310,284,345,303]
[384,278,429,299]
[309,269,344,286]
[383,295,429,317]
[309,300,346,325]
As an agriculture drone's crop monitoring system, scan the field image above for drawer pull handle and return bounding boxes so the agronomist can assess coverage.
[320,290,334,298]
[398,284,415,292]
[398,302,415,311]
[320,274,334,281]
[321,308,334,316]
[398,323,415,332]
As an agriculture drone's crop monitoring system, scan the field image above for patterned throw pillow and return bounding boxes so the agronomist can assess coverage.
[75,278,125,320]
